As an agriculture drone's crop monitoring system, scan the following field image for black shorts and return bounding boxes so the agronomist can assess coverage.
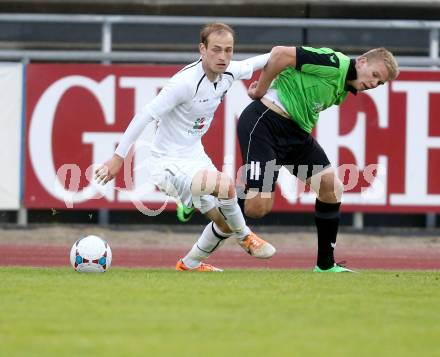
[237,100,330,192]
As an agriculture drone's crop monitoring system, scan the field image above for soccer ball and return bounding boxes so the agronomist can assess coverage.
[70,235,112,273]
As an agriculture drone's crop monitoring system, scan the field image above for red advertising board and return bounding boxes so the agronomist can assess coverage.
[25,64,440,212]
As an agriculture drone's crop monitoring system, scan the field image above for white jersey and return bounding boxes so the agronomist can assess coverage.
[113,53,269,209]
[146,59,253,157]
[115,53,269,160]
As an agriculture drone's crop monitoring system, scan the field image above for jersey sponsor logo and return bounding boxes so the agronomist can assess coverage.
[187,117,207,136]
[312,102,324,113]
[193,117,206,129]
[249,161,261,181]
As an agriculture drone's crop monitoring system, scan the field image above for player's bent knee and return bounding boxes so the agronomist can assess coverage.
[192,170,235,198]
[319,177,343,203]
[216,173,236,199]
[244,204,270,219]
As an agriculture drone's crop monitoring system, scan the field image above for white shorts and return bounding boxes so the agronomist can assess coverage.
[148,151,218,214]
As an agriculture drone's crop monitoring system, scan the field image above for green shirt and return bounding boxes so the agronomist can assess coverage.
[271,46,354,133]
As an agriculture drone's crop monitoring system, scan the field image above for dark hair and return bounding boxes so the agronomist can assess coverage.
[200,23,235,47]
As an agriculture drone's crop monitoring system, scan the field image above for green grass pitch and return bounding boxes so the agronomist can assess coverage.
[0,267,439,356]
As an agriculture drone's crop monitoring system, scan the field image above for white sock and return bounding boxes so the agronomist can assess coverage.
[182,222,231,268]
[217,197,251,240]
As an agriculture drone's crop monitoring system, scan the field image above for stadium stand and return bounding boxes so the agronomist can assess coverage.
[0,0,440,57]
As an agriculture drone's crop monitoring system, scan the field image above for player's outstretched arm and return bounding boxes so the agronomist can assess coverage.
[248,46,297,100]
[241,52,271,72]
[95,72,190,185]
[94,107,155,185]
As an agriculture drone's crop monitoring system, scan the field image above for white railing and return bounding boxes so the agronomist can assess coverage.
[0,14,438,66]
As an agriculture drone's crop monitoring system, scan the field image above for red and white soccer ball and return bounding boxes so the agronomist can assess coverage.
[70,235,112,273]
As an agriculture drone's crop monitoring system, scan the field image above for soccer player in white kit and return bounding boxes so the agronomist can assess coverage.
[95,23,276,271]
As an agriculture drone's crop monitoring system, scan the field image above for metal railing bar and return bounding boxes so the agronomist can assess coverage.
[0,49,438,66]
[1,13,440,30]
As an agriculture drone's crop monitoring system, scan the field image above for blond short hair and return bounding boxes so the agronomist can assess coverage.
[200,23,235,47]
[361,47,400,80]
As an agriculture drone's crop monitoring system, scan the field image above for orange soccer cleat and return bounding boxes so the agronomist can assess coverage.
[238,232,276,259]
[175,259,223,272]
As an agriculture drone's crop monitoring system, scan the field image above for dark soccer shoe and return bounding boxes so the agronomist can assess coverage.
[176,203,196,223]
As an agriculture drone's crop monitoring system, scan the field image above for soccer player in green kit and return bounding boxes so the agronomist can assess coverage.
[237,46,399,272]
